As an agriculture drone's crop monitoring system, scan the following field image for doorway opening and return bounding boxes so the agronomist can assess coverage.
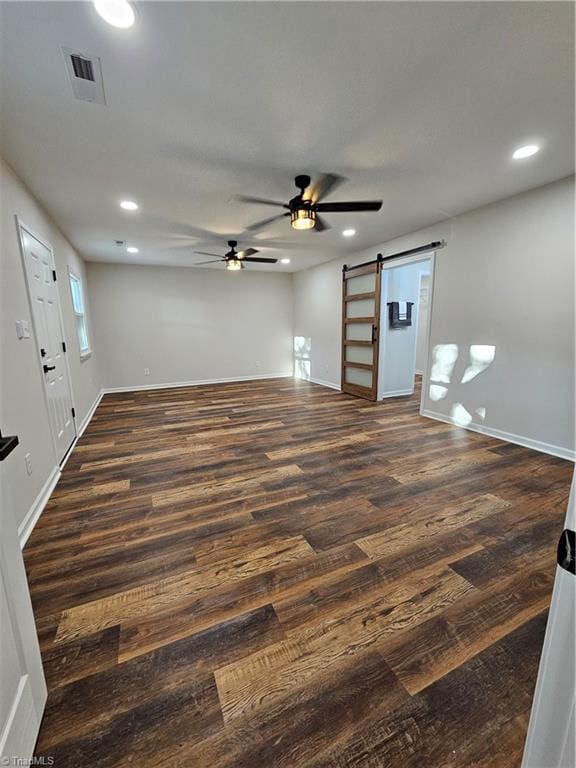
[377,256,432,400]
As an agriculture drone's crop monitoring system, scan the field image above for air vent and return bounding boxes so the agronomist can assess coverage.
[62,47,106,105]
[70,54,94,82]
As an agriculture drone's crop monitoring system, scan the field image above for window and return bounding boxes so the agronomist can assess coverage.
[68,270,91,359]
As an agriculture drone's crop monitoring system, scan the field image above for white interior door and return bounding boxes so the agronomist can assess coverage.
[19,224,76,463]
[522,469,575,768]
[0,464,47,760]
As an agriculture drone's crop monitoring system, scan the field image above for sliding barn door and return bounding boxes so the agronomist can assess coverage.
[341,261,381,400]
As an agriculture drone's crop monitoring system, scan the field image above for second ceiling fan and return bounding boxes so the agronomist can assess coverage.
[236,173,383,232]
[194,240,278,271]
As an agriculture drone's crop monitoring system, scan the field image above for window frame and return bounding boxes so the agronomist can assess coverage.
[67,268,92,361]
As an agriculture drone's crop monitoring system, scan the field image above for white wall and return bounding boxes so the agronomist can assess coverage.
[293,176,575,459]
[0,158,102,536]
[293,257,343,388]
[378,259,430,398]
[87,262,294,389]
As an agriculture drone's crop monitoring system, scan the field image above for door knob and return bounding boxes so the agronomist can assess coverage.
[43,364,56,373]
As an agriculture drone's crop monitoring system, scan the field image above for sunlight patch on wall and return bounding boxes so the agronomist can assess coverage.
[294,336,311,380]
[430,343,459,383]
[429,384,448,401]
[450,403,473,427]
[429,342,496,425]
[461,345,496,383]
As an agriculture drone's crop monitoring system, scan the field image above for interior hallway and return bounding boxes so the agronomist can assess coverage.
[24,378,573,767]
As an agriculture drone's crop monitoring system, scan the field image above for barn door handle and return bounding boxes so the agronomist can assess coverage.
[43,364,56,373]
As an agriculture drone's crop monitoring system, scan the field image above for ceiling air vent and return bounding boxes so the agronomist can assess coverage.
[70,54,94,82]
[62,47,106,105]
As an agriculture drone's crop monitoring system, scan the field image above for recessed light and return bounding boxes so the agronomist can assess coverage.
[126,246,139,254]
[94,0,135,29]
[342,228,356,237]
[120,200,138,211]
[281,258,291,265]
[512,144,540,160]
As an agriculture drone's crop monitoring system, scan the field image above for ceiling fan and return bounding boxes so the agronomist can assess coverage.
[194,240,278,271]
[236,173,383,232]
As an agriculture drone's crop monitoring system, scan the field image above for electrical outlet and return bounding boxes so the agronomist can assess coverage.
[255,360,261,369]
[25,452,32,475]
[144,368,150,376]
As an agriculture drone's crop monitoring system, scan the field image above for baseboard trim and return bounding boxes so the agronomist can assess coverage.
[307,377,341,391]
[380,388,414,399]
[101,373,294,395]
[421,408,576,462]
[77,390,104,439]
[18,465,61,548]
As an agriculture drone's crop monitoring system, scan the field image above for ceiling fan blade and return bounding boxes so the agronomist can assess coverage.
[234,195,289,208]
[241,257,278,263]
[194,259,223,266]
[314,215,331,232]
[308,173,346,203]
[246,212,290,232]
[237,247,259,259]
[316,201,383,212]
[194,250,222,258]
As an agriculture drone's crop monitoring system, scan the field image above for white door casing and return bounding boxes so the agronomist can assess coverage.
[415,273,430,375]
[18,222,76,463]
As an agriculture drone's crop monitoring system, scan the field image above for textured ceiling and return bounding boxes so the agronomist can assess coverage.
[1,1,573,271]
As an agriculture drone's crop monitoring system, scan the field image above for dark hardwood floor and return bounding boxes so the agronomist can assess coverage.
[25,377,572,767]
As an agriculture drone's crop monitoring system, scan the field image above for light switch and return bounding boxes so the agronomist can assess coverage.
[15,320,31,339]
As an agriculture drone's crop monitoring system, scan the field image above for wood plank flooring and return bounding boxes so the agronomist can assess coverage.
[25,377,572,767]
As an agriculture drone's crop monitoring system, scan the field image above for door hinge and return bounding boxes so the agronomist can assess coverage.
[52,269,57,281]
[62,341,67,353]
[71,407,76,418]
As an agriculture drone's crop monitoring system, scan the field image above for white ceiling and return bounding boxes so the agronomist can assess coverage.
[0,1,573,272]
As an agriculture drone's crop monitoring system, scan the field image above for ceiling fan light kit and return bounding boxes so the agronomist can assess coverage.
[291,205,316,230]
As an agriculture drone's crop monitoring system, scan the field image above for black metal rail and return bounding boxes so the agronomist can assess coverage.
[343,240,446,272]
